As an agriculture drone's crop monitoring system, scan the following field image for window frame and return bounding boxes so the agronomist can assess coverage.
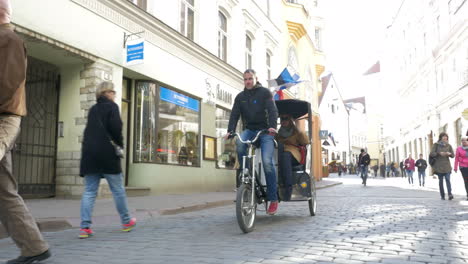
[180,0,195,40]
[133,80,202,167]
[245,34,253,69]
[218,11,228,61]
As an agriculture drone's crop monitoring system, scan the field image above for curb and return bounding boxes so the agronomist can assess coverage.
[0,182,342,239]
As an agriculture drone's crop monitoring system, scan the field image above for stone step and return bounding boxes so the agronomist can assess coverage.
[125,186,151,197]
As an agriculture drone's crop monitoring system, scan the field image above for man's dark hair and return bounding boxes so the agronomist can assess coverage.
[244,69,256,75]
[360,149,365,153]
[438,132,448,141]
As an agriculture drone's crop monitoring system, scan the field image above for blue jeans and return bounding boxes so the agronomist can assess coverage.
[406,170,414,184]
[417,171,426,186]
[436,173,452,198]
[80,173,131,228]
[237,129,277,201]
[360,165,368,184]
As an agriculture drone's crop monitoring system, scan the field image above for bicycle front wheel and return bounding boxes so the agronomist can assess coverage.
[236,183,256,233]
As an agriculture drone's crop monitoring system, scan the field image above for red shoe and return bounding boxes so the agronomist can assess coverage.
[122,217,136,232]
[79,228,94,239]
[267,201,278,215]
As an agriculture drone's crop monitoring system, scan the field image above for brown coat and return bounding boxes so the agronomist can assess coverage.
[276,129,310,163]
[430,141,454,174]
[0,23,27,116]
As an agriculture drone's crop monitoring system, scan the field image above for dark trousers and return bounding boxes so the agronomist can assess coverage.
[460,167,468,197]
[436,173,452,198]
[278,146,299,200]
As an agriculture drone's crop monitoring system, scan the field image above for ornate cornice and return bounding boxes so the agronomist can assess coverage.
[286,20,307,41]
[242,9,260,35]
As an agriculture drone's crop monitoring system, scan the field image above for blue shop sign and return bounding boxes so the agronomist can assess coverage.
[125,39,144,65]
[160,87,199,112]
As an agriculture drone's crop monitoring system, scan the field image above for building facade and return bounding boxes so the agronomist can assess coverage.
[318,73,350,167]
[11,0,289,197]
[279,0,326,179]
[381,0,467,171]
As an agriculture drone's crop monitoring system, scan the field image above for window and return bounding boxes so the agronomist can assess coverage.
[245,35,252,69]
[315,28,322,50]
[134,82,158,162]
[216,107,237,169]
[128,0,147,10]
[157,87,200,166]
[180,0,195,40]
[313,0,318,7]
[134,84,201,166]
[218,12,228,61]
[266,52,271,80]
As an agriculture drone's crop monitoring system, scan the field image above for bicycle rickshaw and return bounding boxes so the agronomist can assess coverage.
[233,99,317,233]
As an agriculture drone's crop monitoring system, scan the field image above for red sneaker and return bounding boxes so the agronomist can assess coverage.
[122,217,136,232]
[79,228,94,239]
[267,201,278,215]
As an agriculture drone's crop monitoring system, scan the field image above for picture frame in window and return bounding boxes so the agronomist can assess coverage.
[203,135,217,161]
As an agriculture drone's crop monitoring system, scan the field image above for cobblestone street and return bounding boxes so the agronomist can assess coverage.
[1,175,467,264]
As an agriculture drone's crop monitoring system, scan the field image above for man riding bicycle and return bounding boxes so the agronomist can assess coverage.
[225,69,279,215]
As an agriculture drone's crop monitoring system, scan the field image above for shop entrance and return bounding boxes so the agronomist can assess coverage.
[12,57,60,198]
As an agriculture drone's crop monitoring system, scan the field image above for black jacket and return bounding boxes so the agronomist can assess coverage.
[358,153,370,166]
[415,158,427,171]
[227,83,278,132]
[80,96,123,176]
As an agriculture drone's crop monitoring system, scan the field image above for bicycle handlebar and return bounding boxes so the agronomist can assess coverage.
[231,129,268,145]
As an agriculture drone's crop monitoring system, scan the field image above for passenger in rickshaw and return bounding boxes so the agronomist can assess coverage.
[276,114,309,200]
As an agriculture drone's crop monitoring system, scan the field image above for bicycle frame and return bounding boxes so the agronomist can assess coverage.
[235,130,265,206]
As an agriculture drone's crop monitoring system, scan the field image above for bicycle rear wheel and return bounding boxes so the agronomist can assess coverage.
[236,183,256,233]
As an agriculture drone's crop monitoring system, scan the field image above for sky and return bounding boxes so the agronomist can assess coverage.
[321,0,403,99]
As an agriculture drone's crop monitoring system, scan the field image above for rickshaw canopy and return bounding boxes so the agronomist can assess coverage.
[275,99,311,120]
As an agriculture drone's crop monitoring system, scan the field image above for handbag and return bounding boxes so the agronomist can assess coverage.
[429,144,438,166]
[97,115,124,159]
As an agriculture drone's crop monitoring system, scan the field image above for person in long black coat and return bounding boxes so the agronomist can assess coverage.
[78,81,136,239]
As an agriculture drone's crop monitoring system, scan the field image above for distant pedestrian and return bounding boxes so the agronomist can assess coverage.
[0,1,51,263]
[405,154,415,185]
[415,154,427,187]
[400,161,406,178]
[358,149,370,186]
[430,132,455,200]
[454,136,468,201]
[372,164,378,177]
[79,81,136,238]
[380,163,386,177]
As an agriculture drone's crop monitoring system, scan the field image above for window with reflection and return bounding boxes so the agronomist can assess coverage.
[134,84,200,166]
[215,107,238,169]
[134,82,158,162]
[157,87,200,166]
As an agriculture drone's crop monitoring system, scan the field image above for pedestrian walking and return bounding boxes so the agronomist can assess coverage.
[404,154,415,185]
[79,81,136,238]
[372,164,378,177]
[453,136,468,200]
[380,163,386,177]
[430,132,455,200]
[0,1,51,262]
[415,154,427,187]
[358,149,370,186]
[400,161,406,178]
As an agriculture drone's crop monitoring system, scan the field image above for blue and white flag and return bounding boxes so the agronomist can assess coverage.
[267,66,302,100]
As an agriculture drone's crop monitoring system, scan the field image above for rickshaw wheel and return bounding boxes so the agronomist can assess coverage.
[308,177,317,216]
[236,184,256,233]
